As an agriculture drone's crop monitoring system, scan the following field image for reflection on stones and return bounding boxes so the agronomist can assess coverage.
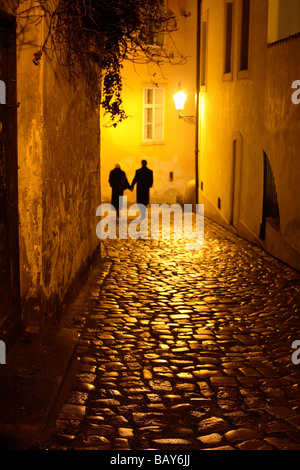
[45,217,300,450]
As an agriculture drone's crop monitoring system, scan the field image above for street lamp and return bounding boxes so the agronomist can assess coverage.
[173,82,187,110]
[173,83,195,124]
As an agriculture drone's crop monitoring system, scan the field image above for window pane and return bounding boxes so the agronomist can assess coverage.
[144,88,153,105]
[154,88,164,105]
[154,122,163,140]
[155,106,163,126]
[145,124,153,140]
[147,30,156,46]
[225,2,233,74]
[155,29,165,47]
[144,107,153,124]
[154,107,163,140]
[240,0,250,70]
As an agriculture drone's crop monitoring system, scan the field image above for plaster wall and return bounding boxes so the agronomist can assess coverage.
[263,38,300,252]
[100,0,198,206]
[16,6,44,328]
[15,4,100,329]
[199,0,300,268]
[199,0,268,237]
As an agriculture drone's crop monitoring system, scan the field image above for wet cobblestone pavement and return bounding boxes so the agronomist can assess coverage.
[44,217,300,450]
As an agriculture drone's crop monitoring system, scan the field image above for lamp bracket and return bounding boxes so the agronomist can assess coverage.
[178,111,195,124]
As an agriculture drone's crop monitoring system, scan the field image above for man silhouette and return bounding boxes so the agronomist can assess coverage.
[130,160,153,218]
[109,163,130,216]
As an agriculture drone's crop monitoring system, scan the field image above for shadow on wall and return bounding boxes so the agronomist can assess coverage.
[184,180,196,210]
[102,179,196,208]
[152,180,196,208]
[151,187,183,205]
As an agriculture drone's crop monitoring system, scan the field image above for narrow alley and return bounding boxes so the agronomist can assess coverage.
[1,0,300,458]
[41,217,300,451]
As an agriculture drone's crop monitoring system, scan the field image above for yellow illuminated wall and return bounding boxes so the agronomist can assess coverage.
[268,0,300,43]
[101,0,198,206]
[198,0,300,270]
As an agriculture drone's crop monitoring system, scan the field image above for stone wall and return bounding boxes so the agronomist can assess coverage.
[198,0,300,270]
[15,5,100,330]
[263,37,300,253]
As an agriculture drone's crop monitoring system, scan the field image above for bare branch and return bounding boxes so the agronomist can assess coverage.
[13,0,185,125]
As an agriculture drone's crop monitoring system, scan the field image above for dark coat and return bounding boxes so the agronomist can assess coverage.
[131,166,153,205]
[109,168,129,210]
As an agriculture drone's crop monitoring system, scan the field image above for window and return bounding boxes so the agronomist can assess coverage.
[142,26,165,48]
[260,151,280,239]
[141,0,165,48]
[224,1,233,75]
[143,87,164,142]
[240,0,250,71]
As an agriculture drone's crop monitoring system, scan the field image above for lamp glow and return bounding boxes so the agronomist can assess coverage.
[173,83,187,111]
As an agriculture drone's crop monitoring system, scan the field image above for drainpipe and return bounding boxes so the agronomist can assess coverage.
[195,0,201,211]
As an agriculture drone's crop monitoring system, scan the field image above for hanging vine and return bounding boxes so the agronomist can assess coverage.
[14,0,186,126]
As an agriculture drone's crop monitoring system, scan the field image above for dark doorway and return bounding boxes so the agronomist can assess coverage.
[0,11,20,341]
[260,151,280,239]
[230,133,243,228]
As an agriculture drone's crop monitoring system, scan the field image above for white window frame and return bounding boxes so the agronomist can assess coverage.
[142,87,165,143]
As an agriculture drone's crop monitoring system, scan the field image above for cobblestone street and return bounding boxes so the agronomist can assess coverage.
[44,216,300,451]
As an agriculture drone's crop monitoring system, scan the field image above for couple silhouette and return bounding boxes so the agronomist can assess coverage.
[109,160,153,217]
